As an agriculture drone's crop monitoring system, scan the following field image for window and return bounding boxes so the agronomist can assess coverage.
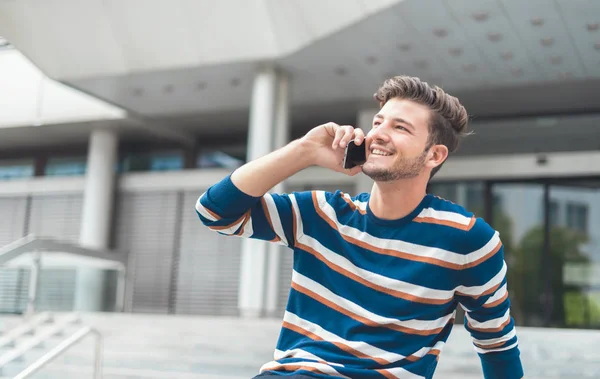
[197,151,244,169]
[120,152,184,172]
[0,160,34,180]
[566,203,588,233]
[45,157,87,177]
[549,200,561,227]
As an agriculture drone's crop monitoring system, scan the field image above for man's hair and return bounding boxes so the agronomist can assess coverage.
[373,76,470,178]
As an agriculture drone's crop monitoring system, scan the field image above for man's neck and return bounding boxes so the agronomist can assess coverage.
[367,176,428,220]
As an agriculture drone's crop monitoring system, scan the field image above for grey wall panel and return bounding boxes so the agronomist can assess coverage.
[174,191,242,316]
[28,193,83,243]
[115,191,179,314]
[0,196,28,247]
[24,194,83,312]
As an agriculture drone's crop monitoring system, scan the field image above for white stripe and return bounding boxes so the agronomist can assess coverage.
[317,191,501,268]
[465,309,511,330]
[196,194,218,221]
[455,262,507,297]
[274,348,344,367]
[297,233,455,302]
[239,214,254,237]
[416,208,472,227]
[293,270,454,333]
[263,194,289,246]
[464,232,501,266]
[409,340,446,359]
[316,192,463,266]
[209,217,245,235]
[475,341,519,354]
[289,194,303,238]
[380,366,426,379]
[284,311,405,364]
[342,193,367,212]
[260,360,349,378]
[472,328,516,347]
[485,283,508,305]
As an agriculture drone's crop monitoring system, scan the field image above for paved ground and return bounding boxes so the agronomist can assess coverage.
[1,313,599,378]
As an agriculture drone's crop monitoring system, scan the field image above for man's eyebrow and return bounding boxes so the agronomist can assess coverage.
[374,114,415,129]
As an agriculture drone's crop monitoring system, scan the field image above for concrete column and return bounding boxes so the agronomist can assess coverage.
[356,108,377,194]
[74,128,118,311]
[239,65,278,317]
[265,70,291,317]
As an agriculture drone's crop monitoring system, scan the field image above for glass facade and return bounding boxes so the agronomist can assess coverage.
[429,178,600,329]
[45,157,87,176]
[120,152,184,172]
[0,160,34,180]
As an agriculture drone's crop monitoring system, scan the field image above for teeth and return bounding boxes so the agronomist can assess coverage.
[372,149,391,156]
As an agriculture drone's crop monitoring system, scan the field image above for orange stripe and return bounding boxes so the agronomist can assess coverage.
[264,365,327,376]
[467,316,511,333]
[313,192,502,270]
[376,369,398,379]
[475,340,508,349]
[462,241,502,269]
[483,291,509,308]
[291,282,445,336]
[199,201,222,220]
[312,192,464,270]
[455,279,502,300]
[234,211,251,236]
[208,212,246,231]
[405,348,441,362]
[261,197,280,242]
[282,322,390,365]
[340,192,367,215]
[294,240,450,305]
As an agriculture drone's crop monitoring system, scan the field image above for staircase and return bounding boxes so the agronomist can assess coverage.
[0,312,599,379]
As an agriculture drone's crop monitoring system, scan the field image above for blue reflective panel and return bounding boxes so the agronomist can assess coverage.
[0,164,34,180]
[149,154,183,171]
[45,159,87,176]
[197,151,244,169]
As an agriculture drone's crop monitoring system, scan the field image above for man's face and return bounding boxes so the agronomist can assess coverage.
[362,98,434,182]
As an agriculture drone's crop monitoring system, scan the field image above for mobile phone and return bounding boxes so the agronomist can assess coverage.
[343,140,366,169]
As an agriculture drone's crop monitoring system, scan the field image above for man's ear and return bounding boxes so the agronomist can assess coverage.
[427,144,449,169]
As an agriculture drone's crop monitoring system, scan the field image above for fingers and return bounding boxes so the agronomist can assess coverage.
[353,128,365,146]
[332,125,364,149]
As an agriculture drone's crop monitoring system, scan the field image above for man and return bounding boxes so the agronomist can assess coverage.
[196,76,524,379]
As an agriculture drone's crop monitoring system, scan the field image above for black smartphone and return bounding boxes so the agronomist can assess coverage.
[343,140,367,169]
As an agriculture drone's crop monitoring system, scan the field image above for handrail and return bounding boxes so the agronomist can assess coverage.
[11,326,103,379]
[0,313,79,368]
[0,312,52,349]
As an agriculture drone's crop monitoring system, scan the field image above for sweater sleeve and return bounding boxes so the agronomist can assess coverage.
[455,218,524,379]
[195,175,298,248]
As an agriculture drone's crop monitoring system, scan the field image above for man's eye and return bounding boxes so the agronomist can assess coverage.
[396,125,406,131]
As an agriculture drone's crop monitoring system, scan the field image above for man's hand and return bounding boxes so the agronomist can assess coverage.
[300,122,365,176]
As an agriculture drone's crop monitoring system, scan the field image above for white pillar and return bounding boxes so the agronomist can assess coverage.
[355,109,377,194]
[239,65,278,317]
[265,70,291,317]
[75,128,118,311]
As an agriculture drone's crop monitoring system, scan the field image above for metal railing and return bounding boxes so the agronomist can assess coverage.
[12,326,103,379]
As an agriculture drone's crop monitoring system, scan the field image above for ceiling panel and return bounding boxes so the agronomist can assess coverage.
[555,0,600,78]
[445,0,545,85]
[395,0,497,88]
[500,0,586,81]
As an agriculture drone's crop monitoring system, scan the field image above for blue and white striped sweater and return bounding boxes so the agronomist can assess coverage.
[196,175,524,379]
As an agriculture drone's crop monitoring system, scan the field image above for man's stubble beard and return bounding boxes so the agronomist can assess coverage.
[362,149,428,182]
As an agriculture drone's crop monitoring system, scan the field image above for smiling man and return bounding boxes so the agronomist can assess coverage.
[195,76,524,379]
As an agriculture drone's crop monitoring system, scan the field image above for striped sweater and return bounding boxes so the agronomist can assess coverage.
[196,175,524,379]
